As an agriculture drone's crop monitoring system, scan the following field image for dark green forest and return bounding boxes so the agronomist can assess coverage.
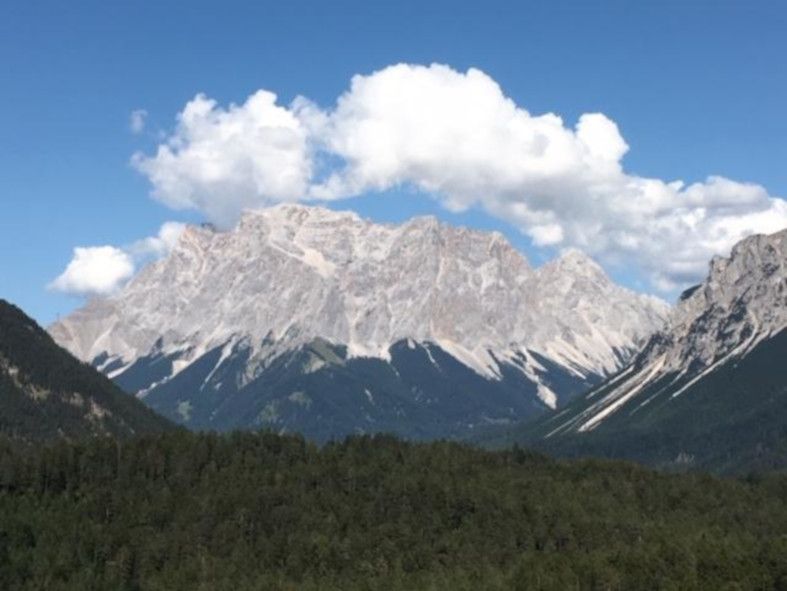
[2,431,787,590]
[0,300,171,441]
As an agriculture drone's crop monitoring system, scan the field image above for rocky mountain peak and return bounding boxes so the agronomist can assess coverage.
[554,248,606,274]
[49,205,670,429]
[534,227,787,464]
[546,226,786,436]
[662,228,786,366]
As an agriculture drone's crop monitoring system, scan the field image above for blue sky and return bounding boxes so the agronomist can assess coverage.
[2,1,786,324]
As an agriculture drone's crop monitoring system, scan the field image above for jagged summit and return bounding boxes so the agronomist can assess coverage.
[240,201,364,225]
[641,227,786,380]
[538,226,786,444]
[49,204,669,439]
[553,247,605,272]
[51,204,665,378]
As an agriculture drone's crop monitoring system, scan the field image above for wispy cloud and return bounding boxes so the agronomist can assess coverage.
[129,109,148,134]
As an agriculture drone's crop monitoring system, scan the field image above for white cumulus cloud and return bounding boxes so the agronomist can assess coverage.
[131,63,787,291]
[310,66,629,208]
[131,91,312,227]
[50,246,135,296]
[50,222,186,296]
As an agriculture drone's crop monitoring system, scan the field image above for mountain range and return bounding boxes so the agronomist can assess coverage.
[1,205,784,474]
[49,204,668,441]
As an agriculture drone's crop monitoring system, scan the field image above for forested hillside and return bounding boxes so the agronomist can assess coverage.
[0,300,172,441]
[2,431,787,590]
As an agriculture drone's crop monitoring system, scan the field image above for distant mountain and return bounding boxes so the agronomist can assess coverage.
[0,299,172,441]
[50,204,668,441]
[512,228,787,474]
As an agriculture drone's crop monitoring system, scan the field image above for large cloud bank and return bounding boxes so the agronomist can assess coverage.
[125,64,786,291]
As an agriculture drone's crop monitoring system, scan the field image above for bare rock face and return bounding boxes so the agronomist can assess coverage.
[49,204,669,439]
[543,228,787,437]
[654,229,787,373]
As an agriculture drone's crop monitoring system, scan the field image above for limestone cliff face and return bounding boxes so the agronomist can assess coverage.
[49,204,669,437]
[543,228,787,436]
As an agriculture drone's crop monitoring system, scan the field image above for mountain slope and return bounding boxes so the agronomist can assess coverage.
[514,228,787,473]
[0,299,172,441]
[49,204,668,440]
[134,338,594,441]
